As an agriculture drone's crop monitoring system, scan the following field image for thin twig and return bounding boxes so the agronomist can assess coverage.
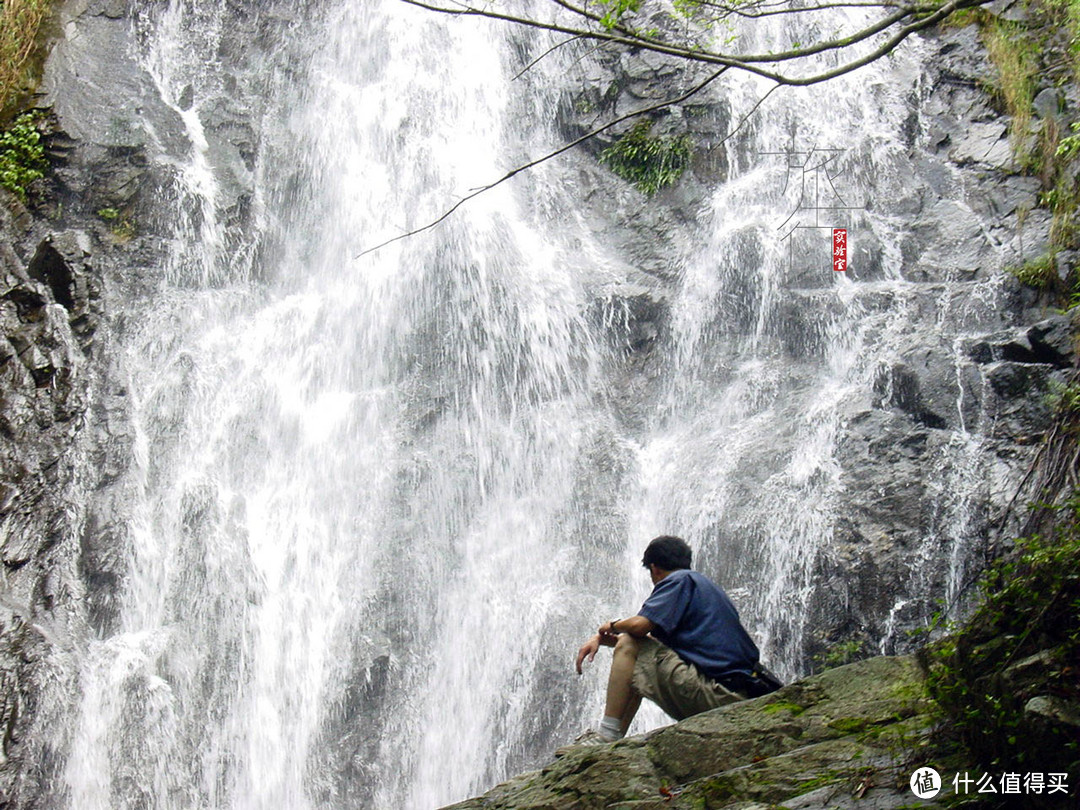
[356,66,731,257]
[513,35,583,80]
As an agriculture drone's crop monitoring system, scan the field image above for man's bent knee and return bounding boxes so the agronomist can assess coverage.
[614,633,640,656]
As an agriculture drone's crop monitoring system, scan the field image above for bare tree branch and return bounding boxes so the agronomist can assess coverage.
[513,34,584,79]
[360,0,988,256]
[402,0,991,84]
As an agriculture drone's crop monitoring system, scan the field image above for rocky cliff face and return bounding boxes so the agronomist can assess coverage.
[0,0,319,802]
[441,506,1080,810]
[441,647,1077,809]
[0,0,169,800]
[0,209,96,803]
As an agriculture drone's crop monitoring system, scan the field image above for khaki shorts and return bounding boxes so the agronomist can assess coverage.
[632,637,747,721]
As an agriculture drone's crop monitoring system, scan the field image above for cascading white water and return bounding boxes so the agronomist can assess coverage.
[60,1,623,807]
[49,0,1022,807]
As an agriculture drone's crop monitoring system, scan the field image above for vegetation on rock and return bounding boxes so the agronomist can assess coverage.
[966,0,1080,295]
[0,0,51,117]
[924,499,1080,792]
[0,111,47,200]
[599,121,691,195]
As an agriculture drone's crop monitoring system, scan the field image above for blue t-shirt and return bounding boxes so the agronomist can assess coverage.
[638,569,760,681]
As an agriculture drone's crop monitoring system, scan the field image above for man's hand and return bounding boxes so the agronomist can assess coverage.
[575,634,601,675]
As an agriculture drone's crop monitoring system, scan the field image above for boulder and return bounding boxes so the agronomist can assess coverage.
[441,657,944,810]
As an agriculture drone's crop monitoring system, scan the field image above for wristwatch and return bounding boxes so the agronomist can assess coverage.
[609,619,619,634]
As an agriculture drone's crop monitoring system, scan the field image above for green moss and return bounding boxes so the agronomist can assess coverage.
[826,717,869,734]
[599,120,691,195]
[888,678,929,703]
[686,774,738,805]
[791,769,843,795]
[761,700,806,716]
[814,638,869,670]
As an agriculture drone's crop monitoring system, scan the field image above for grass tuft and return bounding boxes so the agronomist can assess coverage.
[0,0,51,117]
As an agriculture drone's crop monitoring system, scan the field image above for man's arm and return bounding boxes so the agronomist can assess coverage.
[601,615,654,638]
[575,634,608,674]
[576,615,656,674]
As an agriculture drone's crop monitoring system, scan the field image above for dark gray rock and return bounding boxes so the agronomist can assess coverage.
[1033,87,1064,120]
[985,361,1062,440]
[964,328,1040,364]
[933,25,999,86]
[0,218,93,807]
[872,343,981,430]
[1023,695,1080,729]
[1026,313,1076,367]
[1056,249,1078,282]
[26,231,99,343]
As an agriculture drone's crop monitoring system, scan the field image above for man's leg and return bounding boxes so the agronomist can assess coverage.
[619,692,642,735]
[599,633,641,739]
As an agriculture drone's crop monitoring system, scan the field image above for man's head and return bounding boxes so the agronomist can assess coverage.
[642,535,692,575]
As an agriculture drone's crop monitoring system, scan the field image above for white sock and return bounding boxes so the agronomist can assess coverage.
[599,715,624,740]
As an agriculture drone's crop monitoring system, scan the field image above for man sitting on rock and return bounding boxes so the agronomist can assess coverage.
[574,535,778,743]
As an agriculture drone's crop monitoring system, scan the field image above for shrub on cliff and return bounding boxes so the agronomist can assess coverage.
[599,120,691,195]
[924,496,1080,795]
[0,112,47,200]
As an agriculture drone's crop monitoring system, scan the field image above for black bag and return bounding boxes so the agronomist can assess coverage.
[748,664,784,697]
[718,664,784,698]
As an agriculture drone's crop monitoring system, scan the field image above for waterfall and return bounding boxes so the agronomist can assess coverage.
[46,0,1017,807]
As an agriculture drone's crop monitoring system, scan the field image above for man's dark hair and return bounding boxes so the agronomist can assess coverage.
[642,535,692,571]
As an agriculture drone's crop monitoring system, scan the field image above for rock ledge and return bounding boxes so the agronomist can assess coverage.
[444,656,948,810]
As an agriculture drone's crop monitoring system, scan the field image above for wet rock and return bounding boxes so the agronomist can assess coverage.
[41,3,188,153]
[901,199,997,281]
[871,344,981,430]
[934,25,999,86]
[26,231,99,343]
[964,329,1040,364]
[0,213,96,806]
[950,121,1013,169]
[985,361,1062,440]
